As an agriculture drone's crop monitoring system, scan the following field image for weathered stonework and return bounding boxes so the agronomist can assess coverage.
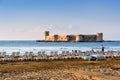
[44,31,103,42]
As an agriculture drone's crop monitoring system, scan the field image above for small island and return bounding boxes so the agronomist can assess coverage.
[37,31,103,42]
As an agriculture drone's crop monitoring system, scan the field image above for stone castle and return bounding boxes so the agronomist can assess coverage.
[44,31,103,42]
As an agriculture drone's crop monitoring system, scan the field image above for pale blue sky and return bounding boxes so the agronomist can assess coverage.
[0,0,120,40]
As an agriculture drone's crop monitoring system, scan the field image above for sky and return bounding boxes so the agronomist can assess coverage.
[0,0,120,40]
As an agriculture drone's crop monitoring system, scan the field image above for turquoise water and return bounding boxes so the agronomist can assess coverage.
[0,41,120,54]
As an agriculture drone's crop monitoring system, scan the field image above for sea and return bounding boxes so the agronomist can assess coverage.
[0,41,120,55]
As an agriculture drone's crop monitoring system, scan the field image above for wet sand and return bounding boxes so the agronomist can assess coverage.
[0,59,120,80]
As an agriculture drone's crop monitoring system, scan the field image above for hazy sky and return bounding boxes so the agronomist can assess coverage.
[0,0,120,40]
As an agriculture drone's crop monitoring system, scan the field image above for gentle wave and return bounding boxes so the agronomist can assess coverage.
[0,41,120,55]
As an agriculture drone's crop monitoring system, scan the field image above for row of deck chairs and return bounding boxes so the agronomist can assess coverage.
[0,50,120,61]
[0,52,19,61]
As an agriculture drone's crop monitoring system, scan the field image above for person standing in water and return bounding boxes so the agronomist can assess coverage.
[101,44,104,55]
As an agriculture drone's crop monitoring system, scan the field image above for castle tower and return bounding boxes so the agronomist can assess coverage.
[96,33,103,41]
[44,31,49,40]
[54,35,58,41]
[76,35,80,42]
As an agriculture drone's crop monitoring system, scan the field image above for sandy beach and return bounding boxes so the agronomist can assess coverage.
[1,0,120,79]
[0,59,120,80]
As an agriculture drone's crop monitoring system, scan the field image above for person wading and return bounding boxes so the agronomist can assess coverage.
[101,44,104,55]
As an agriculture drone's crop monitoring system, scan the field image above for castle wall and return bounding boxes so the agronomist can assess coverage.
[57,35,68,41]
[43,31,103,42]
[75,35,96,42]
[81,35,96,42]
[67,35,76,41]
[45,36,55,41]
[45,35,68,41]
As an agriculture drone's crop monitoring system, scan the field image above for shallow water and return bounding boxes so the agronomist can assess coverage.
[0,41,120,54]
